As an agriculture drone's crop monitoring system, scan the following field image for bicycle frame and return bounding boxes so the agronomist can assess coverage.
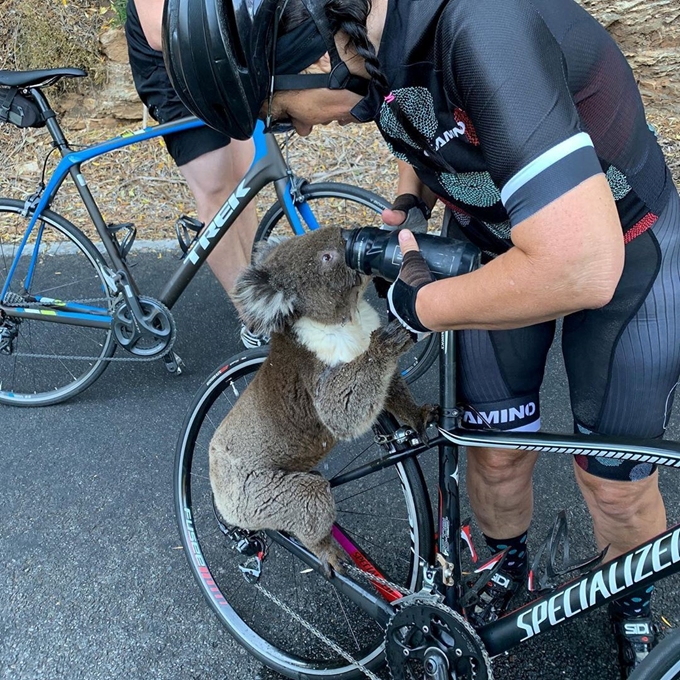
[0,86,325,328]
[262,329,680,659]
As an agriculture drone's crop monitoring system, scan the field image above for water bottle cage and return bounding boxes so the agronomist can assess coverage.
[106,222,137,261]
[175,215,204,256]
[528,509,608,593]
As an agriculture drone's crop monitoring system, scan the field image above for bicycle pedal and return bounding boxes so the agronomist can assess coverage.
[175,215,204,255]
[163,352,185,375]
[106,222,137,260]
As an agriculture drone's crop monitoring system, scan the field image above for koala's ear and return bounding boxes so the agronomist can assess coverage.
[251,235,288,266]
[232,265,296,336]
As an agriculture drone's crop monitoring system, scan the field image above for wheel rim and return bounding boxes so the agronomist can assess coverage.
[0,203,114,404]
[176,354,427,676]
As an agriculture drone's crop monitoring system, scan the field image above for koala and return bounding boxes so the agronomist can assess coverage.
[209,227,437,574]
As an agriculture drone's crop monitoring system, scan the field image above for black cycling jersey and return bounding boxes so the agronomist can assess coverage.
[350,0,674,257]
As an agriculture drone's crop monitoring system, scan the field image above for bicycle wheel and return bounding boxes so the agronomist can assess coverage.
[175,349,434,679]
[0,198,115,406]
[630,629,680,680]
[256,182,439,384]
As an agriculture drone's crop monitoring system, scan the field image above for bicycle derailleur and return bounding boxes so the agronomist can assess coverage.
[385,598,493,680]
[0,314,19,354]
[212,495,268,583]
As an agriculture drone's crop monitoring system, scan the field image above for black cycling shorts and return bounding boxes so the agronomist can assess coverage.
[124,0,231,167]
[455,187,680,482]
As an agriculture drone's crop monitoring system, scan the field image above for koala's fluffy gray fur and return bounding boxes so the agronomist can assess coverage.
[209,227,436,573]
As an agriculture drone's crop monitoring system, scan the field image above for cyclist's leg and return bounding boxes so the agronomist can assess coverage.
[177,140,258,296]
[458,322,555,625]
[563,190,680,561]
[563,188,680,677]
[460,322,555,538]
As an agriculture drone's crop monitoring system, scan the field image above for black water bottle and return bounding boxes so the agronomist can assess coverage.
[342,227,481,282]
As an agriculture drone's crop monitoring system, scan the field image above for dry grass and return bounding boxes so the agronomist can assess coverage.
[0,0,110,90]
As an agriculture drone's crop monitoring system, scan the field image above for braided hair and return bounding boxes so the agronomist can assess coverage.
[280,0,455,173]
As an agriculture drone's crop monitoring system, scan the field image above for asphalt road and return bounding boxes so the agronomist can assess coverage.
[2,250,680,680]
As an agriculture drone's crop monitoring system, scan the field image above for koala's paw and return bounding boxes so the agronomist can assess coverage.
[313,537,349,578]
[416,404,440,444]
[375,319,414,355]
[407,403,440,443]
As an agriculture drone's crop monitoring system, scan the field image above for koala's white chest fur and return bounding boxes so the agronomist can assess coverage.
[293,299,381,366]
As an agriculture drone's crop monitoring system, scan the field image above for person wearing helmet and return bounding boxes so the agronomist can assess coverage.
[165,0,679,675]
[125,0,265,348]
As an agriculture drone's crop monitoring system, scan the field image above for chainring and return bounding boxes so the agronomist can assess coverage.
[385,599,493,680]
[112,296,176,357]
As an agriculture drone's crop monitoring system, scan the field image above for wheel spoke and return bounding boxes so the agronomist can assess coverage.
[0,202,114,405]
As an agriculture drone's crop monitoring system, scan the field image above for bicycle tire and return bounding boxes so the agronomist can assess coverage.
[630,629,680,680]
[255,181,439,384]
[0,198,116,406]
[175,349,434,679]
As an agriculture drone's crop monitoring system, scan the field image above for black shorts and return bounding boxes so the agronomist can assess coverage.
[124,0,231,167]
[455,187,680,481]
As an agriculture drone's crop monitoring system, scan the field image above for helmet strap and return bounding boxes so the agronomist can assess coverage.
[273,64,369,95]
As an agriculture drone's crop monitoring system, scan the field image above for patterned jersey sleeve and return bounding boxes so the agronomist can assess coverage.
[436,0,604,226]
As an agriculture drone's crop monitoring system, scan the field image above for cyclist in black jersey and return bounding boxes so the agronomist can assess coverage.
[164,0,680,675]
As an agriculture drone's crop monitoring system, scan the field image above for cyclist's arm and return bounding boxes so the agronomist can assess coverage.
[409,173,624,331]
[403,0,623,331]
[133,0,165,51]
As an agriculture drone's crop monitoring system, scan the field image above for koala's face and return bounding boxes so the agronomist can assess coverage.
[234,227,368,335]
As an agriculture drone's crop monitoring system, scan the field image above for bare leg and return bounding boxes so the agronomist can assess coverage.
[574,463,666,560]
[466,446,539,539]
[179,139,258,299]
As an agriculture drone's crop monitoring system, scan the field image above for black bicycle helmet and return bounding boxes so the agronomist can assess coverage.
[162,0,369,140]
[162,0,276,139]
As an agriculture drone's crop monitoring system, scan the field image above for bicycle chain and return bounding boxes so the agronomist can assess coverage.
[250,561,420,680]
[254,583,384,680]
[344,563,413,597]
[2,294,175,363]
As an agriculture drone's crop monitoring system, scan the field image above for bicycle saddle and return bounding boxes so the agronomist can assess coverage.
[0,68,86,89]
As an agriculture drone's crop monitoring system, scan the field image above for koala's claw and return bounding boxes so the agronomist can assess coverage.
[422,403,440,426]
[313,538,348,578]
[422,404,441,440]
[376,320,414,355]
[408,404,440,443]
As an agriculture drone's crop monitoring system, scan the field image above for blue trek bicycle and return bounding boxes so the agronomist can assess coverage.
[0,67,438,406]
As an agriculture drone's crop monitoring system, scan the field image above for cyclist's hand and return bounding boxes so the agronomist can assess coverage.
[381,193,431,233]
[387,230,435,337]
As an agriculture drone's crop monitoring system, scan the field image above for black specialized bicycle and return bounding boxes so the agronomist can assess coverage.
[0,68,437,406]
[174,247,680,680]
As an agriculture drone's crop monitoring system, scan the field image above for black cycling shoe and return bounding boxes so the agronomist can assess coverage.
[466,567,526,628]
[611,612,660,679]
